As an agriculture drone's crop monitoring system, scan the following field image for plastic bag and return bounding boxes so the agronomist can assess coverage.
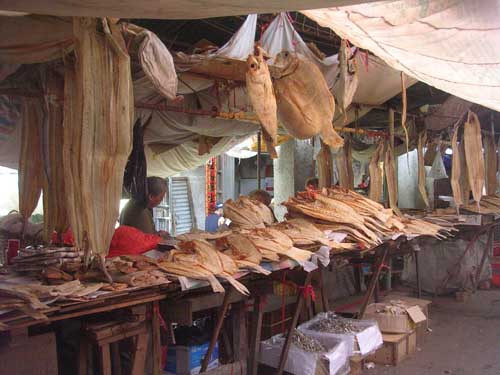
[108,225,161,257]
[298,312,383,356]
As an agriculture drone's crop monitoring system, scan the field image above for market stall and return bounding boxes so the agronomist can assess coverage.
[0,2,499,375]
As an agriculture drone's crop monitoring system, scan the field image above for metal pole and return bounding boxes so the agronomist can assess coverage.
[257,131,261,190]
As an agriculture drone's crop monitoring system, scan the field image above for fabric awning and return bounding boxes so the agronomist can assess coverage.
[304,0,500,112]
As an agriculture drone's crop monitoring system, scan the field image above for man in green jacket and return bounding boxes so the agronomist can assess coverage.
[120,176,168,235]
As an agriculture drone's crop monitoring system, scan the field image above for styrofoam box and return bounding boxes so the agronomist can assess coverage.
[259,333,350,375]
[298,313,383,356]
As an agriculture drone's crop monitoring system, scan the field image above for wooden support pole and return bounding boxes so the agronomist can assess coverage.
[276,271,313,375]
[152,301,162,375]
[474,227,494,291]
[358,244,392,319]
[415,249,422,299]
[200,288,234,373]
[319,264,330,313]
[248,296,264,375]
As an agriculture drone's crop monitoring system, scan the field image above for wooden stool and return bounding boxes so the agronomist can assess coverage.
[79,320,149,375]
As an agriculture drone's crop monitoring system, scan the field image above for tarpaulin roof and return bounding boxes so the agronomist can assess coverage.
[304,0,500,112]
[0,0,374,20]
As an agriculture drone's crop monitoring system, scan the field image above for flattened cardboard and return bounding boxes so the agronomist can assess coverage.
[405,306,426,324]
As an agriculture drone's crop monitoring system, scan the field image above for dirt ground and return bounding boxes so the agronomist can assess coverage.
[367,289,500,375]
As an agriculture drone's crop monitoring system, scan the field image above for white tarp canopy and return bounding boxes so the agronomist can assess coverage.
[0,0,374,20]
[304,0,500,112]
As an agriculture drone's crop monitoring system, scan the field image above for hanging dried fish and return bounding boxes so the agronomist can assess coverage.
[63,18,134,280]
[335,136,353,189]
[42,70,68,242]
[463,111,485,208]
[458,140,471,204]
[334,39,358,116]
[384,141,401,216]
[246,45,278,158]
[484,132,497,195]
[317,139,333,189]
[18,97,44,225]
[450,123,462,214]
[273,51,343,148]
[417,131,429,208]
[400,72,409,163]
[368,141,384,203]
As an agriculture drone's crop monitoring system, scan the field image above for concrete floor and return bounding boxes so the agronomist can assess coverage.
[368,289,500,375]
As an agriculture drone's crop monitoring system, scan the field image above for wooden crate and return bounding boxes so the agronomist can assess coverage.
[366,330,416,366]
[349,354,365,375]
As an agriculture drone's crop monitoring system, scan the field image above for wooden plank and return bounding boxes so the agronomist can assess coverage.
[78,340,88,375]
[99,343,112,375]
[111,342,122,375]
[200,288,234,373]
[152,301,162,375]
[230,301,248,361]
[131,333,149,375]
[249,295,264,375]
[276,271,313,375]
[97,325,147,346]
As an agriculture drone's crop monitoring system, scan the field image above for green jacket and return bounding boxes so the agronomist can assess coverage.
[119,199,156,234]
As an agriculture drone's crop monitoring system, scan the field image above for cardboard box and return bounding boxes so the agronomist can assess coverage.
[165,342,219,375]
[366,330,416,366]
[364,303,426,334]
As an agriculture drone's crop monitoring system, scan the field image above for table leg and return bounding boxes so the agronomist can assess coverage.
[319,264,329,313]
[415,250,422,299]
[474,227,494,291]
[248,295,264,375]
[152,301,162,375]
[358,246,390,319]
[99,343,112,375]
[276,271,313,375]
[200,287,234,373]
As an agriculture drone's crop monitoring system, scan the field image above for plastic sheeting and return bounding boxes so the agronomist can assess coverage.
[304,0,500,112]
[0,0,373,20]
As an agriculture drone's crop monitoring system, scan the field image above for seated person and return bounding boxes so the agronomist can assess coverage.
[305,177,319,190]
[205,203,225,233]
[248,189,272,207]
[120,176,169,236]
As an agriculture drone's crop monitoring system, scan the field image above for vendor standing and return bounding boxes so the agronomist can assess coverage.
[120,176,169,235]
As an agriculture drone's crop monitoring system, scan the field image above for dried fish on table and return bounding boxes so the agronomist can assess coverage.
[159,240,249,295]
[271,218,341,249]
[463,111,485,208]
[368,141,384,203]
[244,228,313,263]
[246,45,278,158]
[224,196,274,229]
[63,18,134,281]
[273,51,343,148]
[417,131,430,208]
[215,234,270,275]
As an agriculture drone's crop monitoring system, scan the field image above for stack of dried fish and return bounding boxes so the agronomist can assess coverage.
[215,234,270,275]
[224,196,274,229]
[291,329,326,353]
[284,187,454,248]
[158,239,249,295]
[308,313,362,334]
[464,195,500,215]
[271,219,350,251]
[104,255,170,288]
[242,228,313,263]
[12,246,83,274]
